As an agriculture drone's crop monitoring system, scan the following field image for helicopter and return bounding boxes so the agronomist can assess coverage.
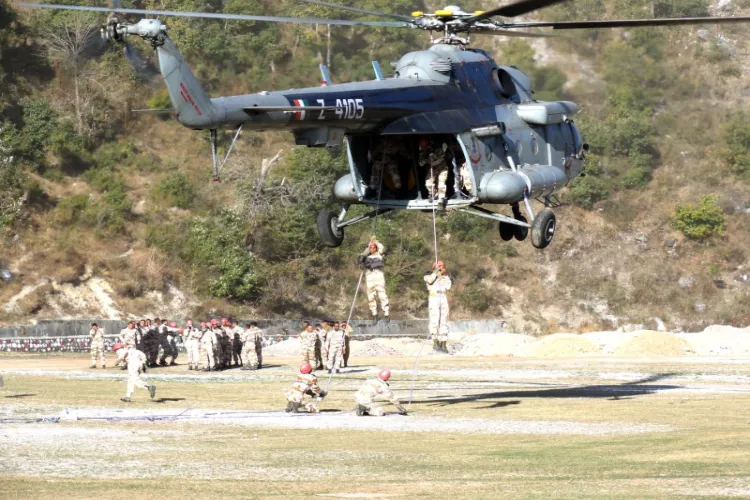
[17,1,750,250]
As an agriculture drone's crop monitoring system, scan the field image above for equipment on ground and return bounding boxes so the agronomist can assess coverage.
[16,0,750,249]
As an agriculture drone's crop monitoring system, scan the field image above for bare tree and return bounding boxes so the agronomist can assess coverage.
[41,13,99,135]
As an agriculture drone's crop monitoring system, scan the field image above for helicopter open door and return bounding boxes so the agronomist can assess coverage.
[338,134,478,209]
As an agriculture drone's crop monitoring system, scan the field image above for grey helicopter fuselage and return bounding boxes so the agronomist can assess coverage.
[151,18,584,214]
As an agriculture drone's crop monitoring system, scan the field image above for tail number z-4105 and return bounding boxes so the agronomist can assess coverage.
[318,98,364,120]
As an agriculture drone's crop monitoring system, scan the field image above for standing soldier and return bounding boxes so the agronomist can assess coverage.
[115,320,138,369]
[114,344,156,403]
[369,139,404,195]
[241,322,264,370]
[299,324,316,365]
[230,319,243,368]
[220,318,232,369]
[285,362,327,413]
[326,322,346,374]
[136,320,146,352]
[158,320,175,366]
[184,319,201,371]
[89,323,106,369]
[210,319,223,370]
[143,318,158,367]
[354,369,407,416]
[342,321,353,368]
[198,321,216,372]
[419,139,450,203]
[314,323,327,370]
[358,237,390,323]
[424,261,452,353]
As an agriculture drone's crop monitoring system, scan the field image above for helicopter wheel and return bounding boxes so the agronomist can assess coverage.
[531,209,556,249]
[317,210,345,248]
[498,222,514,242]
[514,215,528,242]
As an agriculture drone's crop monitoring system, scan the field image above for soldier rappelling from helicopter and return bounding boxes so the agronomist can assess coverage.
[358,237,390,323]
[425,260,452,352]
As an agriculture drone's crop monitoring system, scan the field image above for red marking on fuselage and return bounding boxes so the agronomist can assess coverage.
[179,82,203,117]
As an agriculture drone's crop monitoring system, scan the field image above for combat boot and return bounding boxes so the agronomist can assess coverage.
[188,365,193,371]
[89,364,96,369]
[0,374,4,387]
[335,369,341,374]
[327,369,332,374]
[120,397,132,403]
[433,340,440,352]
[286,402,300,413]
[149,385,157,399]
[355,404,368,416]
[102,365,106,369]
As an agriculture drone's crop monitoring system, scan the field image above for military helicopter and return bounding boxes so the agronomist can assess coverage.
[18,1,750,249]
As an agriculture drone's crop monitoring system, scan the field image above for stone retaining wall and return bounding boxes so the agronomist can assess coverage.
[0,319,506,353]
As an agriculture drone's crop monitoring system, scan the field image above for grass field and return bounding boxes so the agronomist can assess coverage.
[2,354,750,499]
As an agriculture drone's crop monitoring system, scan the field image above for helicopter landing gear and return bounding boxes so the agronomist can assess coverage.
[531,209,556,249]
[511,203,528,242]
[317,205,394,247]
[317,210,345,248]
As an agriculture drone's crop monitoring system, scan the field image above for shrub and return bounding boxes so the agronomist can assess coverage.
[459,285,493,313]
[54,195,90,226]
[720,112,750,176]
[672,195,725,240]
[155,172,196,209]
[442,211,493,242]
[620,166,651,189]
[567,176,609,209]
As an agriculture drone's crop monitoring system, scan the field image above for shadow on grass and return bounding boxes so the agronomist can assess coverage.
[152,398,187,404]
[410,373,681,407]
[4,394,36,399]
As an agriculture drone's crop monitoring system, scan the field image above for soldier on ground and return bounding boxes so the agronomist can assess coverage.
[285,362,327,413]
[198,321,216,372]
[358,237,390,323]
[184,319,201,371]
[89,323,106,369]
[314,323,327,370]
[241,322,264,370]
[230,319,243,368]
[114,344,156,403]
[354,369,407,416]
[326,321,346,374]
[342,321,353,368]
[424,260,452,353]
[299,323,316,365]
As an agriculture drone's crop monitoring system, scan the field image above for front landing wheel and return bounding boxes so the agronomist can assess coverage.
[531,209,556,249]
[317,210,345,248]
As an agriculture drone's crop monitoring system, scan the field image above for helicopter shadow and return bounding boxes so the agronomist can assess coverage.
[409,373,681,408]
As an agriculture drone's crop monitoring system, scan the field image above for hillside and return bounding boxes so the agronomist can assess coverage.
[1,0,750,333]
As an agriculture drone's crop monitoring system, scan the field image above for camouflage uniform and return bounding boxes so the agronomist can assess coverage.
[459,161,473,192]
[184,326,202,370]
[360,241,390,319]
[286,372,323,413]
[240,326,263,370]
[354,377,400,416]
[230,324,243,367]
[299,327,316,364]
[343,324,353,368]
[124,349,151,399]
[420,143,449,201]
[370,141,404,191]
[116,326,139,369]
[212,327,224,369]
[314,326,327,370]
[158,323,176,366]
[199,327,216,371]
[326,328,346,372]
[89,327,106,368]
[220,327,233,368]
[424,271,452,342]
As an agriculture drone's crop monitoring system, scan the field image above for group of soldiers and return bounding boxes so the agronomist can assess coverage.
[369,137,471,204]
[298,319,352,374]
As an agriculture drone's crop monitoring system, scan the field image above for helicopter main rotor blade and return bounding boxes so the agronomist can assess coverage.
[509,15,750,30]
[15,3,406,27]
[467,0,569,23]
[295,0,412,22]
[475,28,554,38]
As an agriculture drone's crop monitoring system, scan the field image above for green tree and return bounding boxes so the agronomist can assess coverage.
[672,195,726,240]
[720,112,750,176]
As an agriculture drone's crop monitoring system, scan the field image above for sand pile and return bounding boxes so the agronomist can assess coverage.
[264,338,300,356]
[453,333,534,357]
[613,331,692,357]
[352,340,403,357]
[518,334,599,357]
[679,325,750,356]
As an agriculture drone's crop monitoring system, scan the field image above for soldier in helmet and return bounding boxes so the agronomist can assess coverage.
[198,321,216,371]
[419,139,450,204]
[285,362,327,413]
[354,369,407,416]
[358,236,390,323]
[424,260,452,352]
[183,319,202,371]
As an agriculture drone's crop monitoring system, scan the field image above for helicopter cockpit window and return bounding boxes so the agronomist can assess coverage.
[494,68,520,103]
